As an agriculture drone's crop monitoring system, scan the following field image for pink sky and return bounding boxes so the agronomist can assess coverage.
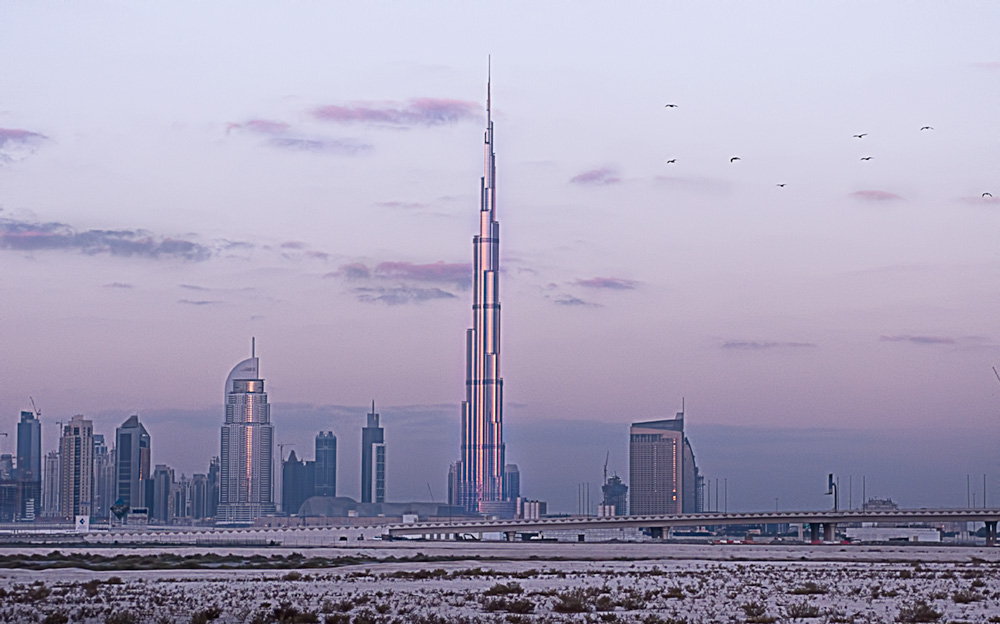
[1,2,999,511]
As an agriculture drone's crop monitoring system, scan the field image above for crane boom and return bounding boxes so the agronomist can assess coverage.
[993,366,1000,385]
[30,397,41,418]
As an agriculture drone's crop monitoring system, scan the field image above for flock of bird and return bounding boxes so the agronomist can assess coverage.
[662,103,993,198]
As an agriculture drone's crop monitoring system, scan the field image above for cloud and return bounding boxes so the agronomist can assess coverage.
[879,335,956,345]
[178,299,222,306]
[0,127,48,163]
[553,295,600,307]
[375,261,470,288]
[103,282,133,289]
[313,98,480,127]
[722,340,817,350]
[570,167,621,186]
[328,262,371,280]
[971,61,1000,70]
[225,119,290,135]
[266,137,371,155]
[575,276,637,290]
[281,241,307,250]
[0,216,211,260]
[850,190,902,202]
[352,286,456,305]
[374,201,429,210]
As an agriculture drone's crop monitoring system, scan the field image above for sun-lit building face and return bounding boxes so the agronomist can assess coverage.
[219,353,274,523]
[456,77,509,516]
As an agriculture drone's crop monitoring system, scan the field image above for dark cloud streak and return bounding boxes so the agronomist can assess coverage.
[0,216,211,261]
[313,98,480,127]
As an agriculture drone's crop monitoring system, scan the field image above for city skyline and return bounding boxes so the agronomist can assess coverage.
[1,3,999,514]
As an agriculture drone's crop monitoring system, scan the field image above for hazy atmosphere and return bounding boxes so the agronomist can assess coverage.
[2,3,999,514]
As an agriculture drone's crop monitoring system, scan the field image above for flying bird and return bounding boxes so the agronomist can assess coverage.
[730,156,741,163]
[664,104,678,108]
[985,192,994,198]
[860,156,873,161]
[920,126,934,131]
[776,183,786,187]
[666,159,676,164]
[853,133,867,139]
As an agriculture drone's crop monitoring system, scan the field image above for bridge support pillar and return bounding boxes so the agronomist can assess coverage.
[986,521,997,546]
[823,523,836,542]
[809,523,819,543]
[649,527,664,540]
[504,531,516,542]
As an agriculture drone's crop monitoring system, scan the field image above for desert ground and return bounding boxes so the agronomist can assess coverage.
[0,542,998,623]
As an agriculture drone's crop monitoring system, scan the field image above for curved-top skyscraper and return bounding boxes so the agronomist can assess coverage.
[218,342,275,524]
[458,71,508,515]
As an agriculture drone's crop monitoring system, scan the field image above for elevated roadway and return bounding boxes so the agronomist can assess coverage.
[385,508,1000,544]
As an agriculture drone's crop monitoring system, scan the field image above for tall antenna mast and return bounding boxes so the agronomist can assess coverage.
[252,336,256,358]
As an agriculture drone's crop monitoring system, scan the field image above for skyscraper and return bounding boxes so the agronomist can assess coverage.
[281,450,314,515]
[16,410,41,520]
[360,402,384,504]
[218,344,275,523]
[457,70,509,516]
[115,414,151,514]
[152,464,175,524]
[314,431,337,498]
[207,456,220,519]
[59,414,94,518]
[628,410,703,516]
[42,450,60,517]
[503,464,520,502]
[191,473,208,519]
[92,434,115,520]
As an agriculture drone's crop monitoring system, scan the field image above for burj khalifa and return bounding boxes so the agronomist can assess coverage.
[456,71,509,516]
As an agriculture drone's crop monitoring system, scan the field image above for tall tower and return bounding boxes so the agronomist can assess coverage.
[16,410,41,520]
[458,67,508,515]
[314,431,337,498]
[360,402,384,504]
[628,408,702,515]
[59,414,94,519]
[115,414,151,514]
[218,342,275,523]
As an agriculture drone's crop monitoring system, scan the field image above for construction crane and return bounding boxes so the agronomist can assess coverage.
[993,366,1000,385]
[30,397,41,418]
[603,450,610,485]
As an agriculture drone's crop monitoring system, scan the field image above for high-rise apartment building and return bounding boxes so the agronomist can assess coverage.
[503,464,520,502]
[218,344,275,523]
[152,464,174,524]
[314,431,337,498]
[59,415,94,518]
[207,457,220,519]
[191,473,208,519]
[281,450,315,515]
[457,72,510,516]
[92,434,115,520]
[628,411,703,516]
[42,450,60,517]
[361,402,384,504]
[16,410,41,520]
[115,414,151,514]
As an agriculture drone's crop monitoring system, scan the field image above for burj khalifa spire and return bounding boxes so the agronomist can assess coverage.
[457,65,508,515]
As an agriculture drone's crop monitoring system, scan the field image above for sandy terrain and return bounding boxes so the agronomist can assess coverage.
[0,543,997,623]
